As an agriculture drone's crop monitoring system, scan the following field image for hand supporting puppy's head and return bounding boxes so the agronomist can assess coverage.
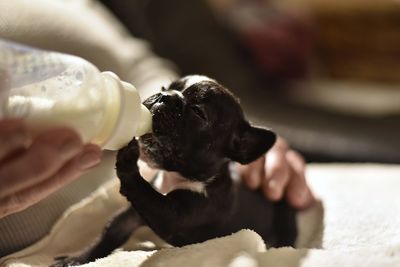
[140,75,276,181]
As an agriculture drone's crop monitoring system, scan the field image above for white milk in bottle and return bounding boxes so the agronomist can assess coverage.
[0,39,152,150]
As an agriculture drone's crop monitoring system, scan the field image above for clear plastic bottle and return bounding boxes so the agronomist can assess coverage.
[0,39,152,150]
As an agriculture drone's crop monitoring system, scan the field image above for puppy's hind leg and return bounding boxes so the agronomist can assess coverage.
[51,206,143,267]
[273,201,298,247]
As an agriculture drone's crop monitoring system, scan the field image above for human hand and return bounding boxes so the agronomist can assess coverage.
[236,137,314,209]
[0,119,102,218]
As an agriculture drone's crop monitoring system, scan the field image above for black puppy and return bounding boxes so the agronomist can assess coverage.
[53,76,297,266]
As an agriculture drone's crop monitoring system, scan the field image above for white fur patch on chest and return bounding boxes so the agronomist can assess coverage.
[153,171,207,196]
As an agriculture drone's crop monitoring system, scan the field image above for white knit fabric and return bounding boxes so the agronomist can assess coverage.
[2,164,400,267]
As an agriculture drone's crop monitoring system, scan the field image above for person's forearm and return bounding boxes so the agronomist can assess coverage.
[1,0,179,100]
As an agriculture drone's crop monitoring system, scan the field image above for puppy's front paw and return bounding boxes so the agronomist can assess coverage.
[116,139,141,195]
[116,138,140,174]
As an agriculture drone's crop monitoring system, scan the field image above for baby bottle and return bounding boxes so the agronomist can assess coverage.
[0,39,152,150]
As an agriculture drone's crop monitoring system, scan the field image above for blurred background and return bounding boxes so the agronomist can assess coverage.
[100,0,400,163]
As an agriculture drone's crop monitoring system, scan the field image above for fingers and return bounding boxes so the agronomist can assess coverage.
[0,121,103,218]
[238,136,315,210]
[264,147,314,209]
[263,151,290,201]
[240,137,290,194]
[0,119,32,161]
[0,144,102,218]
[261,138,290,201]
[285,150,315,209]
[239,157,264,189]
[0,127,83,198]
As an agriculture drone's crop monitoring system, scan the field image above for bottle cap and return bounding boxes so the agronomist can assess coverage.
[101,72,152,150]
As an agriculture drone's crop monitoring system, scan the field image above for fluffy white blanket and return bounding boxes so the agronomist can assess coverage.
[2,164,400,267]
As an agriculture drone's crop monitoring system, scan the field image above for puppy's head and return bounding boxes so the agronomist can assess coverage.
[140,75,276,181]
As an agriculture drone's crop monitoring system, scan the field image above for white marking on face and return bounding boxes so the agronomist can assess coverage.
[162,89,184,99]
[182,75,215,91]
[174,90,184,99]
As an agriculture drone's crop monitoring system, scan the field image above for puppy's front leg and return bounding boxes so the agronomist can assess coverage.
[116,139,179,237]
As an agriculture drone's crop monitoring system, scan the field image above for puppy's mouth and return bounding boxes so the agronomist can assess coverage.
[139,96,167,165]
[138,133,159,168]
[139,92,184,168]
[142,91,184,138]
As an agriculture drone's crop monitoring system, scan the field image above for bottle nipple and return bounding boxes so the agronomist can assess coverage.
[101,72,152,150]
[136,103,152,135]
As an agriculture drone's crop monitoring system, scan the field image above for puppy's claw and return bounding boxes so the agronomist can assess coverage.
[50,257,83,267]
[54,255,68,261]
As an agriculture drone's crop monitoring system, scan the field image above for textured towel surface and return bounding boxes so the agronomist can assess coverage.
[1,164,400,267]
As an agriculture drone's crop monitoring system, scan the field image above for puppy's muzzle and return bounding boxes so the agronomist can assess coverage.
[159,90,184,108]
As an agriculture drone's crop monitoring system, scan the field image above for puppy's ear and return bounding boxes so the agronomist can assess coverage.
[227,123,276,164]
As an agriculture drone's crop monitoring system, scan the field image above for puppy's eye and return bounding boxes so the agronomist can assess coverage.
[190,105,207,120]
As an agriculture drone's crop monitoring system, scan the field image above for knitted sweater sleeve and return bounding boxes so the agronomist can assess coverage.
[0,0,179,99]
